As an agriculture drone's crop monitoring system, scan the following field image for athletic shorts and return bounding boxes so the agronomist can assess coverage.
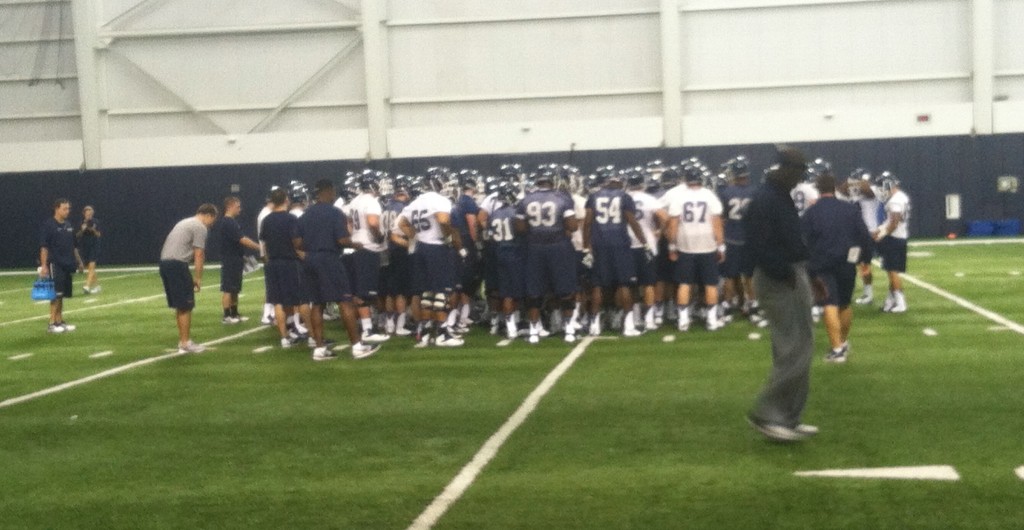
[525,240,578,298]
[813,263,857,307]
[675,252,720,287]
[857,239,876,266]
[412,242,455,294]
[655,238,675,283]
[50,262,75,299]
[878,236,908,272]
[159,260,194,311]
[632,248,657,287]
[349,249,382,300]
[265,259,302,307]
[591,245,637,288]
[79,241,100,263]
[482,243,500,296]
[495,245,526,300]
[302,252,352,305]
[381,247,413,297]
[220,256,244,294]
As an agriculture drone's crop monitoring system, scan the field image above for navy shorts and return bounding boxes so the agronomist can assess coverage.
[382,247,413,297]
[412,242,455,294]
[50,262,75,299]
[632,248,657,287]
[656,238,675,283]
[722,244,755,278]
[159,260,194,311]
[458,245,481,295]
[265,259,302,307]
[220,256,244,294]
[675,252,720,287]
[575,250,591,286]
[591,245,637,288]
[482,243,500,296]
[302,252,352,305]
[857,239,876,266]
[814,263,857,307]
[79,241,100,263]
[878,237,908,272]
[350,249,381,300]
[525,240,578,298]
[495,245,526,300]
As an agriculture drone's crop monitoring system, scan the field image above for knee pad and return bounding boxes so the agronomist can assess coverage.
[420,292,435,311]
[432,292,447,311]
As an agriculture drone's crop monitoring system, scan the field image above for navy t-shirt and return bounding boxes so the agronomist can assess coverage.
[451,194,481,243]
[298,202,349,252]
[515,188,575,245]
[260,211,299,260]
[40,218,77,267]
[77,218,101,248]
[219,216,245,260]
[718,183,756,245]
[585,188,636,248]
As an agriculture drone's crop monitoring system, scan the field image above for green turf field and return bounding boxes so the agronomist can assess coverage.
[1,240,1023,529]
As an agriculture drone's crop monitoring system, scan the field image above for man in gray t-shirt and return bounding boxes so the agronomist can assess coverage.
[159,204,218,354]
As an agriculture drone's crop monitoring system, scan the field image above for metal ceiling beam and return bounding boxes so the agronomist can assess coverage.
[99,21,360,42]
[249,36,363,133]
[101,0,167,30]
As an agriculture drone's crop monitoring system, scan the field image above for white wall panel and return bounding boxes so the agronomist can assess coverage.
[687,80,969,114]
[387,0,658,21]
[993,0,1024,132]
[389,15,660,101]
[393,95,662,128]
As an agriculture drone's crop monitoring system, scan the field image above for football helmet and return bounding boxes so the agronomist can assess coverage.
[288,180,310,204]
[875,171,900,201]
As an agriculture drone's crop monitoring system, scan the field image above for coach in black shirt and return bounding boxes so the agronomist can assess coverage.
[744,146,822,443]
[218,196,261,324]
[39,198,84,333]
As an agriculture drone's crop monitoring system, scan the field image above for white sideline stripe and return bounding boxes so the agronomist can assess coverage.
[0,294,165,327]
[408,336,613,530]
[0,326,268,411]
[9,353,33,361]
[898,272,1024,336]
[89,350,114,359]
[794,465,960,481]
[909,238,1024,247]
[0,276,264,328]
[0,264,226,277]
[0,272,149,295]
[253,346,273,353]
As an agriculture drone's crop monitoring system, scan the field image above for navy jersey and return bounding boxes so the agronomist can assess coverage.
[298,202,349,253]
[515,188,575,245]
[219,216,245,259]
[260,211,299,260]
[40,218,77,267]
[718,183,756,245]
[382,197,408,250]
[585,188,636,248]
[451,194,481,243]
[488,203,520,249]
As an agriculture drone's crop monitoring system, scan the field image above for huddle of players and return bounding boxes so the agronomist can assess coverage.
[253,156,908,354]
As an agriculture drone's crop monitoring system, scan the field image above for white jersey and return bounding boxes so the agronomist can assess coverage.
[256,205,273,257]
[480,192,502,216]
[884,190,911,239]
[333,197,346,214]
[628,190,663,253]
[289,206,304,219]
[791,182,819,216]
[399,191,453,246]
[662,185,723,254]
[570,194,587,252]
[858,197,883,231]
[348,192,386,253]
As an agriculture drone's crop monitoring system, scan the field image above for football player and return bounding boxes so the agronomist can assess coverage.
[627,169,668,331]
[874,172,910,313]
[347,174,391,343]
[717,156,758,321]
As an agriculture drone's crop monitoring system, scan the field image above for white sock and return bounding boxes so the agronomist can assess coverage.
[361,317,372,333]
[678,306,690,322]
[459,303,471,324]
[396,312,407,330]
[706,305,719,325]
[645,305,656,323]
[444,310,459,328]
[863,284,873,297]
[263,303,274,318]
[623,310,636,331]
[895,290,906,306]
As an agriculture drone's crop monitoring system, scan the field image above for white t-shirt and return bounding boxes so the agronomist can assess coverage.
[663,185,723,254]
[398,191,453,246]
[348,192,386,253]
[571,194,587,252]
[884,190,911,239]
[628,190,663,253]
[791,182,819,216]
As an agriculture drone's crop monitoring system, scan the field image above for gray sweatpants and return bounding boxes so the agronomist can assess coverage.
[751,262,815,428]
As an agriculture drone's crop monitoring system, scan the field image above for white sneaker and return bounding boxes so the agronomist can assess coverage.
[222,316,240,325]
[854,294,873,305]
[677,318,690,332]
[362,332,390,343]
[91,285,101,294]
[436,332,465,347]
[528,333,540,344]
[888,302,907,313]
[794,424,819,436]
[623,327,642,337]
[312,347,337,361]
[47,323,66,334]
[83,286,92,295]
[235,315,249,322]
[58,322,76,332]
[588,318,601,336]
[537,327,551,338]
[385,318,396,335]
[178,341,205,354]
[261,315,275,325]
[351,342,380,359]
[881,294,896,312]
[564,332,576,343]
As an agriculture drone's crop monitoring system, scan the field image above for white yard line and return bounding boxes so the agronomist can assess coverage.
[9,353,34,361]
[0,326,268,411]
[898,272,1024,336]
[0,294,166,328]
[408,336,612,530]
[795,465,960,481]
[908,237,1024,247]
[0,264,226,277]
[89,350,114,359]
[0,272,150,296]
